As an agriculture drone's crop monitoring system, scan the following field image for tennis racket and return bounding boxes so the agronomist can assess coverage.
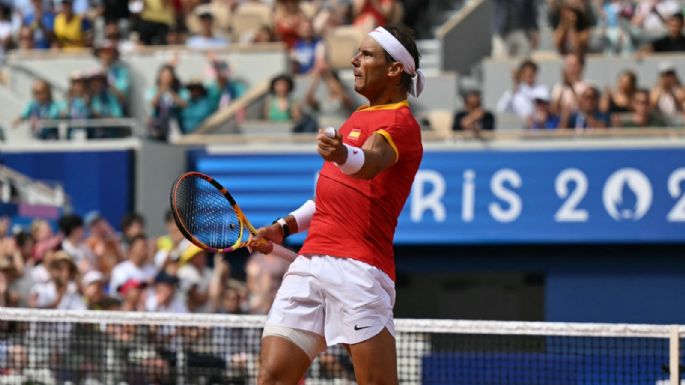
[170,172,298,262]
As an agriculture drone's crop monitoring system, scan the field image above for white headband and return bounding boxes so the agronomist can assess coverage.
[368,26,425,98]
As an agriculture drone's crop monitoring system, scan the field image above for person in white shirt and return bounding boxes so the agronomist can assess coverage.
[58,214,95,274]
[185,8,229,50]
[632,0,681,37]
[497,59,550,119]
[144,271,187,313]
[176,244,212,313]
[109,234,157,296]
[28,251,85,310]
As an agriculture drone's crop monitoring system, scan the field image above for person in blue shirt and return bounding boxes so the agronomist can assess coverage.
[60,71,90,120]
[22,0,55,49]
[12,79,61,139]
[290,19,323,75]
[527,88,560,129]
[88,70,124,138]
[562,85,610,130]
[206,59,245,111]
[94,40,130,115]
[181,79,216,134]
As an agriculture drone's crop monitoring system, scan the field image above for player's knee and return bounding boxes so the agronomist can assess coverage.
[257,366,281,385]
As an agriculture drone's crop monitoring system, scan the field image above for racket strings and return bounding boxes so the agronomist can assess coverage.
[175,176,243,249]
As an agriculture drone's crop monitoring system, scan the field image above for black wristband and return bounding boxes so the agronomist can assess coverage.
[272,218,290,238]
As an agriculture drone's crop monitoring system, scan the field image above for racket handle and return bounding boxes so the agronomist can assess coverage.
[271,243,298,262]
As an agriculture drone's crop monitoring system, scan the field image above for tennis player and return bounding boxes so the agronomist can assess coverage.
[252,24,424,385]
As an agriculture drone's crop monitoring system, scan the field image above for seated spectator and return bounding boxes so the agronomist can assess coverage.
[94,40,131,113]
[60,71,91,120]
[120,213,146,251]
[136,0,175,45]
[118,278,147,311]
[154,210,185,269]
[493,0,539,58]
[551,53,589,115]
[145,270,187,313]
[650,62,685,122]
[600,70,637,114]
[560,85,610,130]
[527,88,561,129]
[640,12,685,54]
[12,80,61,139]
[109,234,156,295]
[177,245,212,313]
[28,251,86,310]
[615,88,667,127]
[81,270,106,309]
[52,0,93,50]
[31,219,62,264]
[497,59,549,119]
[552,2,593,55]
[181,79,215,134]
[89,70,123,119]
[263,73,302,122]
[58,214,94,274]
[84,211,123,281]
[453,90,496,132]
[146,64,188,141]
[17,26,36,51]
[22,0,55,49]
[206,58,246,110]
[632,0,681,39]
[291,19,324,75]
[273,0,306,49]
[186,7,229,50]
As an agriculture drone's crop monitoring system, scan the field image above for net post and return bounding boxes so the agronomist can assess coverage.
[670,325,680,385]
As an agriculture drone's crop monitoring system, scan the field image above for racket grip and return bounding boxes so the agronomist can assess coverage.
[271,243,298,262]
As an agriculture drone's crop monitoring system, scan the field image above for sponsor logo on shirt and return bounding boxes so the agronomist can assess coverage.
[348,129,361,140]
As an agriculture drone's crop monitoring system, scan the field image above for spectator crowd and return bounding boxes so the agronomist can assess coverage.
[0,211,291,316]
[2,0,404,141]
[454,0,685,133]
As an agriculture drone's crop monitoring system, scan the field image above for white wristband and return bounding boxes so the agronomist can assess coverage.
[289,199,316,232]
[335,144,364,175]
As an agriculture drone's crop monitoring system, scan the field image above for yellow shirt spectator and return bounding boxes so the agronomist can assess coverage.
[53,13,91,49]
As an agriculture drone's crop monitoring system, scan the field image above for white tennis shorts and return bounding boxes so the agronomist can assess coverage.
[265,255,396,346]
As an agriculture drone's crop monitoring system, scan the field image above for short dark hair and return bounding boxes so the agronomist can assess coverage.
[381,25,420,94]
[670,12,684,23]
[164,209,173,223]
[121,213,145,231]
[128,233,147,247]
[58,214,84,237]
[269,74,294,94]
[519,59,538,73]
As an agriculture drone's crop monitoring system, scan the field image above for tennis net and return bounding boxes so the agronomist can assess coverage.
[0,308,681,385]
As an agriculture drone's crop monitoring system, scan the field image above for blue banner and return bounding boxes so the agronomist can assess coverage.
[189,147,685,244]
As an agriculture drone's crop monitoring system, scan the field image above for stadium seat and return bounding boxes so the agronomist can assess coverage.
[324,26,365,70]
[232,2,272,42]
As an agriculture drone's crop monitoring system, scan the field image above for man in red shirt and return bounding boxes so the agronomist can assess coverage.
[252,24,424,385]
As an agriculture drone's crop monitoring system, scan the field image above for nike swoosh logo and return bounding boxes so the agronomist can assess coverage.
[354,325,371,331]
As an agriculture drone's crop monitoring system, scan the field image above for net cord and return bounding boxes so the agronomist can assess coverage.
[0,307,680,338]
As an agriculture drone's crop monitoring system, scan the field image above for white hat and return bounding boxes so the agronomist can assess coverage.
[531,87,550,103]
[82,271,104,287]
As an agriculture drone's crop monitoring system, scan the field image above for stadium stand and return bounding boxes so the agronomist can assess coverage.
[1,0,685,383]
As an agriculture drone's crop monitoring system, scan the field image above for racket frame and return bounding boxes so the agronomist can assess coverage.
[170,171,259,254]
